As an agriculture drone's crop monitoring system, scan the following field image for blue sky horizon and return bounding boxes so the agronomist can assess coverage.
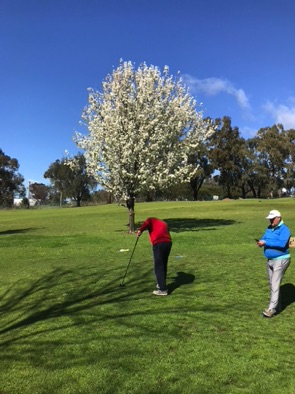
[1,0,295,188]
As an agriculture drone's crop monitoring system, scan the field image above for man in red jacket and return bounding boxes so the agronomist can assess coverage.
[137,217,172,296]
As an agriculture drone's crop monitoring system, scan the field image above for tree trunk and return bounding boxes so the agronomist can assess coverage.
[247,181,257,198]
[126,196,135,233]
[190,177,205,201]
[241,184,247,199]
[226,184,232,199]
[190,179,198,201]
[106,192,112,204]
[193,188,198,201]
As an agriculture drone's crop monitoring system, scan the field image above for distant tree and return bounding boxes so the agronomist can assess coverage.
[155,181,192,201]
[188,135,214,200]
[285,128,295,193]
[29,182,50,203]
[73,60,214,232]
[44,153,97,207]
[91,189,112,205]
[245,136,272,198]
[47,186,64,206]
[209,117,247,198]
[252,124,290,195]
[197,178,223,200]
[0,149,25,207]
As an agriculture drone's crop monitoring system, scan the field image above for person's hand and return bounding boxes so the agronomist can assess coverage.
[137,230,141,237]
[257,240,265,247]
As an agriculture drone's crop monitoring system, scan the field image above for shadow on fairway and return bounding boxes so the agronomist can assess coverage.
[167,271,195,294]
[280,283,295,312]
[0,265,167,340]
[0,266,133,334]
[0,264,221,377]
[162,218,236,233]
[0,228,39,235]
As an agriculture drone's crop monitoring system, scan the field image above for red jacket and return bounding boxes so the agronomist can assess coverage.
[138,217,171,246]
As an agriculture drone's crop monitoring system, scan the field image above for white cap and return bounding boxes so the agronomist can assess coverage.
[266,210,281,219]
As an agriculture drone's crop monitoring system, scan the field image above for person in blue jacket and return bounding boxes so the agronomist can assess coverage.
[257,210,291,318]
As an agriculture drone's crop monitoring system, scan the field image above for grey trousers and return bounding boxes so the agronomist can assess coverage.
[266,258,291,311]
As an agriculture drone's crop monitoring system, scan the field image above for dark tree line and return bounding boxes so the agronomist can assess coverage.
[207,117,295,199]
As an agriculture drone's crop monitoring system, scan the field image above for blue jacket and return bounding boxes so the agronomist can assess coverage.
[261,220,291,259]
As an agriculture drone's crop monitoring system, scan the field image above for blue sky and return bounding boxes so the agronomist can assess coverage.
[1,0,295,187]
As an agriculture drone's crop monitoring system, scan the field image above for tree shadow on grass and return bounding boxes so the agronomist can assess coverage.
[163,218,236,233]
[0,228,39,235]
[0,263,221,380]
[131,218,236,234]
[0,265,199,341]
[167,271,195,294]
[0,266,136,337]
[280,283,295,313]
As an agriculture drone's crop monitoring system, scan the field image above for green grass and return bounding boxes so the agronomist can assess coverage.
[1,199,295,393]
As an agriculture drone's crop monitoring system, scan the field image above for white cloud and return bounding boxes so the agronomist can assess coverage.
[263,98,295,129]
[182,75,250,109]
[239,126,258,139]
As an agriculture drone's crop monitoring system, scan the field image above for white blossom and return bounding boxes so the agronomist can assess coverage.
[73,60,214,201]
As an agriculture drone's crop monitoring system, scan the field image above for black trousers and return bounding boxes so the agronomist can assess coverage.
[152,242,172,291]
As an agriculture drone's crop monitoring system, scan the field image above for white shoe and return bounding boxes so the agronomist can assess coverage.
[153,290,168,296]
[262,309,276,318]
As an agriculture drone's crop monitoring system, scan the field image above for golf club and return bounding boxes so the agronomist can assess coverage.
[119,236,139,287]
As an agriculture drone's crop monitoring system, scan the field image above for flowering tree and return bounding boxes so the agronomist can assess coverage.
[74,60,213,232]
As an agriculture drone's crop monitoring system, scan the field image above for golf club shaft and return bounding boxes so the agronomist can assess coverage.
[120,237,139,285]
